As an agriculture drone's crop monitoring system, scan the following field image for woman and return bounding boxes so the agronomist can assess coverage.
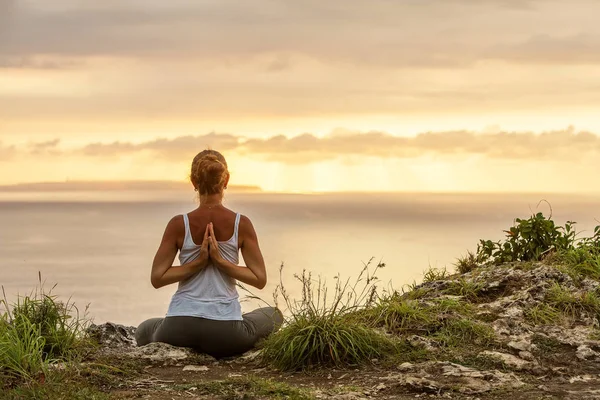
[135,150,283,358]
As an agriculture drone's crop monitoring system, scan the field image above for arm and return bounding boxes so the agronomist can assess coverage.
[150,217,210,289]
[208,217,267,289]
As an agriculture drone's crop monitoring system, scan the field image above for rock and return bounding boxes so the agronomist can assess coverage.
[480,351,537,372]
[518,351,535,361]
[402,376,440,393]
[407,335,438,352]
[87,322,136,348]
[569,375,598,383]
[576,345,600,361]
[382,361,523,394]
[183,365,209,372]
[237,349,262,362]
[128,342,215,365]
[501,306,523,319]
[508,340,532,352]
[398,362,414,371]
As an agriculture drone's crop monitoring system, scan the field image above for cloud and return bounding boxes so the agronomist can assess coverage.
[81,133,240,159]
[0,56,81,69]
[66,127,600,163]
[490,34,600,64]
[2,0,599,68]
[28,138,61,155]
[0,141,17,161]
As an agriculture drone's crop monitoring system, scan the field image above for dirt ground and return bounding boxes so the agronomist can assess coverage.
[105,359,600,400]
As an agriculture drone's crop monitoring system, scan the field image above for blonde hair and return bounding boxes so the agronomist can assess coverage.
[190,150,229,196]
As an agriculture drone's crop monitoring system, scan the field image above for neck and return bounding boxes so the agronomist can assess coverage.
[199,193,223,207]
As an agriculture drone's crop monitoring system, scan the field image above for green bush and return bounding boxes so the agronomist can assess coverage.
[260,261,397,370]
[476,212,577,265]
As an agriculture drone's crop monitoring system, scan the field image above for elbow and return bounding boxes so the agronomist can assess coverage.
[150,275,163,289]
[256,276,267,290]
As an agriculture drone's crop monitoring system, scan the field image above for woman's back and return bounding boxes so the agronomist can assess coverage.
[185,207,239,247]
[167,206,244,321]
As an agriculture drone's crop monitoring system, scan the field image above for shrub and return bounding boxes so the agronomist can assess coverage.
[260,261,397,370]
[476,211,577,265]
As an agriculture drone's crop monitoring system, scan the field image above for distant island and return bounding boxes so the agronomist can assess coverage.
[0,180,262,193]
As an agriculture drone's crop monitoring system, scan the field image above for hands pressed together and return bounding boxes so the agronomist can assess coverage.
[193,222,224,271]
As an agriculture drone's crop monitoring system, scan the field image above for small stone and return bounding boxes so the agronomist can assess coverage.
[508,340,531,352]
[518,351,535,361]
[182,365,209,372]
[375,383,387,391]
[398,362,414,371]
[576,345,600,361]
[480,351,536,371]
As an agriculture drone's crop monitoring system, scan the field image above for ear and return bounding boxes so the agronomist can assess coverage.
[224,173,230,189]
[191,181,198,191]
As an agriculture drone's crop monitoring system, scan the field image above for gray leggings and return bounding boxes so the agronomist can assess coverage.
[135,307,283,358]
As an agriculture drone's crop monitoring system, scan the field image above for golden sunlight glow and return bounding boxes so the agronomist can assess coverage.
[1,0,599,193]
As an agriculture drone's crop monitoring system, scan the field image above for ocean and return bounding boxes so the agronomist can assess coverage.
[1,192,598,326]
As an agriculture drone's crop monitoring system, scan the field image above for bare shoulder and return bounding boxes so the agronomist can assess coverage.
[164,215,185,236]
[238,214,258,242]
[239,214,255,230]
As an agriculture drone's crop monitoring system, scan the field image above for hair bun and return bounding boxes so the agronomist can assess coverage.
[191,150,229,195]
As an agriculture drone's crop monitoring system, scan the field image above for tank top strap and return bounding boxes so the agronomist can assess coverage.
[233,213,241,243]
[182,214,192,245]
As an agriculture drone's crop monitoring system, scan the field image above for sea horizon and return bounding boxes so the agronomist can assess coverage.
[2,190,599,325]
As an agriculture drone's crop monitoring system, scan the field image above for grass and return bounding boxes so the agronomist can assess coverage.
[455,353,509,371]
[423,266,450,283]
[178,376,314,400]
[525,303,561,325]
[261,313,395,370]
[371,298,435,334]
[548,247,600,283]
[544,282,600,320]
[455,251,480,274]
[2,376,110,400]
[367,296,474,336]
[432,318,495,348]
[0,276,91,389]
[260,261,398,371]
[443,278,484,302]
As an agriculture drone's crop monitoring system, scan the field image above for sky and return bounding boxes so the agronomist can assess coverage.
[1,0,600,193]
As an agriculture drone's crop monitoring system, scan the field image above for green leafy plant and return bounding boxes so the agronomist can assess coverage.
[476,210,578,265]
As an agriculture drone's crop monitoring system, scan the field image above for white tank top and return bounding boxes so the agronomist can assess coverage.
[166,213,243,320]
